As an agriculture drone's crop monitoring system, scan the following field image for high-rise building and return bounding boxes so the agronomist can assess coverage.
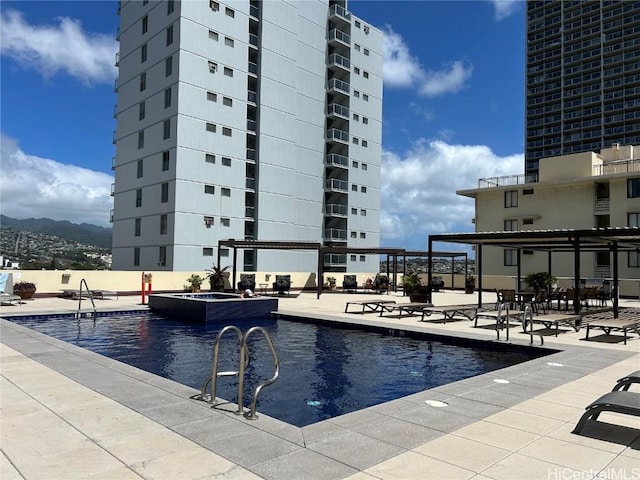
[111,0,383,273]
[525,0,640,175]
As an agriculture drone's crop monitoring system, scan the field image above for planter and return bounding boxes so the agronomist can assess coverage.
[15,289,36,300]
[410,294,429,303]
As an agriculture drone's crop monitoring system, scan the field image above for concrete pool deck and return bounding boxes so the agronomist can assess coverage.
[1,291,639,480]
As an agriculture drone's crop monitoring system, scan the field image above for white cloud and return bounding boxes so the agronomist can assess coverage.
[0,134,114,227]
[0,9,117,85]
[380,140,523,249]
[490,0,520,21]
[383,25,473,97]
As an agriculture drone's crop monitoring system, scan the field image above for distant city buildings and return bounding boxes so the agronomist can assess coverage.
[110,0,383,272]
[525,1,640,175]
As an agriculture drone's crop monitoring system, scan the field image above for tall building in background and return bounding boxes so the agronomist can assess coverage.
[111,0,383,272]
[525,0,640,175]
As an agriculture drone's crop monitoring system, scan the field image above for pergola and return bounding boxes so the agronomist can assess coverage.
[217,240,466,298]
[428,227,640,317]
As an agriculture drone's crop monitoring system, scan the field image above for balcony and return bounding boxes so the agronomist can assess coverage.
[115,52,120,67]
[328,53,350,71]
[112,130,117,144]
[250,4,259,18]
[477,173,539,188]
[247,90,257,103]
[110,209,114,222]
[247,119,257,132]
[328,28,350,46]
[325,153,349,168]
[324,253,347,266]
[325,203,348,217]
[110,183,115,196]
[324,228,348,241]
[248,62,258,75]
[327,77,350,95]
[114,77,119,92]
[594,198,610,214]
[249,33,258,47]
[326,128,349,143]
[245,206,255,219]
[116,26,120,41]
[111,156,116,170]
[327,103,349,119]
[593,158,640,176]
[246,148,256,161]
[246,177,256,190]
[325,178,348,192]
[113,104,118,118]
[329,3,351,23]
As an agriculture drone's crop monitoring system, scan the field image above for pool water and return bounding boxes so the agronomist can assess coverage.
[8,313,543,426]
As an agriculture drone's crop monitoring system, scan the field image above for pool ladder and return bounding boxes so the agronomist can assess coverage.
[75,279,97,319]
[199,325,280,420]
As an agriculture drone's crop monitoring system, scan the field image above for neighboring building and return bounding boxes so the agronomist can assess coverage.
[111,0,383,272]
[458,144,640,279]
[525,0,640,175]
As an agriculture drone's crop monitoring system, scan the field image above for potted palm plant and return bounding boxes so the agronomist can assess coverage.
[326,276,336,290]
[13,281,37,300]
[206,263,229,292]
[186,274,204,293]
[465,276,476,294]
[524,272,556,293]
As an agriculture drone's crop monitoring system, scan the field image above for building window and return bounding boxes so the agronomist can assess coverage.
[133,247,140,266]
[363,94,369,101]
[161,182,169,202]
[164,88,171,108]
[523,188,534,195]
[210,0,219,11]
[134,218,141,236]
[209,30,219,40]
[629,212,640,227]
[135,189,142,207]
[208,61,217,73]
[354,67,360,75]
[224,36,234,47]
[523,218,534,225]
[361,186,367,193]
[224,66,233,77]
[360,255,366,262]
[360,209,366,216]
[140,73,146,91]
[353,137,359,145]
[362,140,368,147]
[354,20,361,28]
[167,0,174,15]
[351,184,358,191]
[351,231,357,238]
[362,117,368,124]
[137,131,144,149]
[629,251,640,268]
[351,255,357,262]
[166,25,174,46]
[205,154,215,163]
[139,101,145,120]
[162,151,170,171]
[221,157,231,166]
[203,247,214,256]
[222,127,232,136]
[206,123,216,132]
[220,248,229,257]
[223,96,232,106]
[352,161,358,168]
[204,185,215,194]
[363,71,369,78]
[207,91,217,101]
[504,219,518,231]
[163,119,171,139]
[362,163,367,170]
[504,249,517,266]
[351,208,357,214]
[142,15,148,34]
[221,217,230,226]
[504,190,518,207]
[204,216,214,228]
[165,56,173,76]
[160,214,168,234]
[225,6,234,17]
[354,90,360,98]
[354,44,360,51]
[141,44,147,63]
[628,178,640,198]
[353,113,359,121]
[364,48,369,56]
[136,159,143,178]
[221,187,231,197]
[360,232,366,239]
[159,246,166,267]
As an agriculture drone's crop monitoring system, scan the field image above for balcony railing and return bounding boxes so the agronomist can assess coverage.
[110,209,114,222]
[477,173,539,188]
[327,103,349,118]
[249,33,258,47]
[324,228,348,240]
[111,156,116,170]
[325,203,348,216]
[325,178,348,192]
[328,77,350,94]
[329,28,350,45]
[246,177,256,190]
[324,253,347,265]
[248,62,258,74]
[326,128,349,143]
[112,130,117,144]
[110,183,115,196]
[114,77,119,92]
[248,90,257,103]
[115,52,120,66]
[593,158,640,175]
[329,3,351,21]
[328,53,350,70]
[246,148,256,161]
[250,4,259,18]
[245,206,255,218]
[247,119,257,132]
[326,153,349,168]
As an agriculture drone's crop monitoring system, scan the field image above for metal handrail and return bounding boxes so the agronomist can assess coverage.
[76,279,96,318]
[238,326,280,420]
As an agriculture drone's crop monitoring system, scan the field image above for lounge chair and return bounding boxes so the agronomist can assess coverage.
[572,390,640,434]
[584,317,639,345]
[342,275,357,293]
[345,300,396,314]
[272,275,291,295]
[237,274,256,292]
[0,273,20,305]
[612,371,640,392]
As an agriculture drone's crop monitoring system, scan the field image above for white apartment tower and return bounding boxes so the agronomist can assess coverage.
[111,0,383,272]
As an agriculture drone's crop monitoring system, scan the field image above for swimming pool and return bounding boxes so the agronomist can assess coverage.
[7,312,545,427]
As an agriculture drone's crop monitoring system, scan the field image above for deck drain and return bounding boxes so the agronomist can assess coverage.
[547,362,564,367]
[424,400,449,408]
[493,379,510,384]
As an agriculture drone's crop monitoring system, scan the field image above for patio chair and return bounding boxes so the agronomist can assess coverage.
[612,371,640,392]
[272,275,291,295]
[502,289,517,309]
[342,275,357,293]
[0,273,21,305]
[572,391,640,434]
[237,274,256,292]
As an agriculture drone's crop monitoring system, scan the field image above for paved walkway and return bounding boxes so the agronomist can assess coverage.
[1,291,639,479]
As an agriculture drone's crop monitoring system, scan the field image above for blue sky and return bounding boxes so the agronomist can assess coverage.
[0,0,525,251]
